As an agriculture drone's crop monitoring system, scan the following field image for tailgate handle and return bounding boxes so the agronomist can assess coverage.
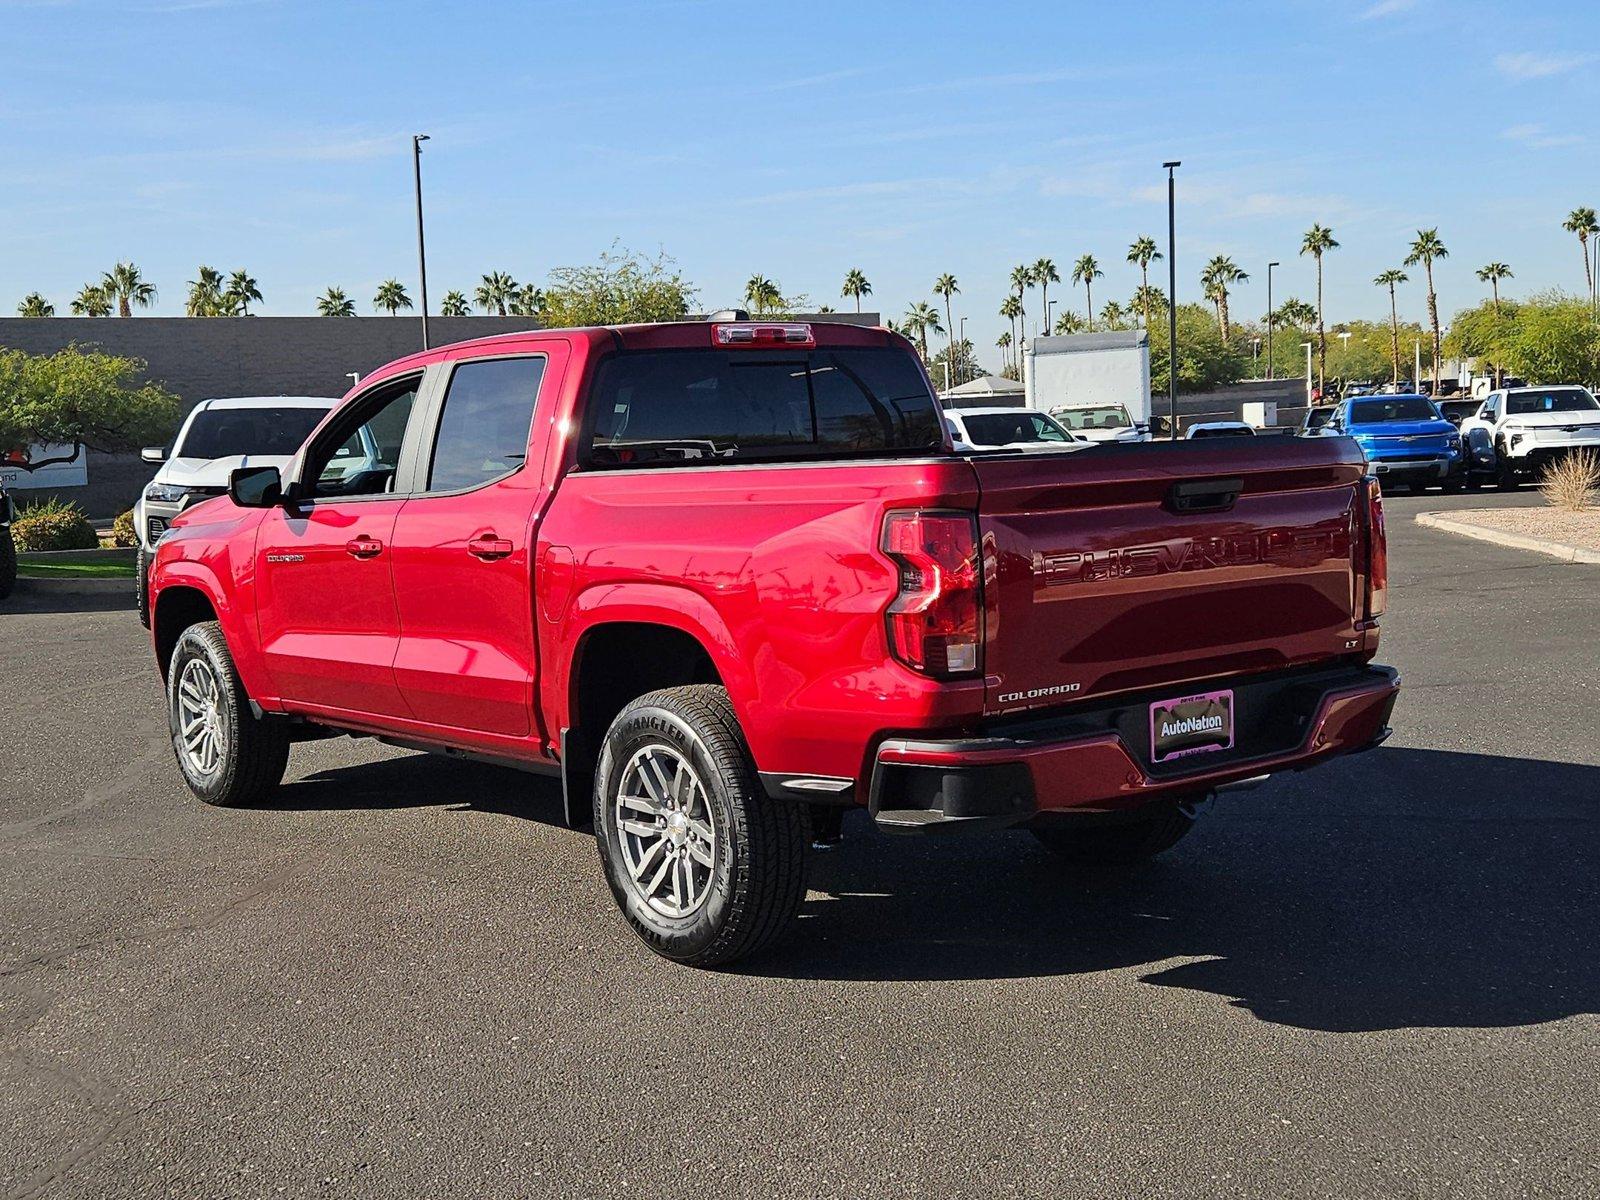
[1166,477,1243,514]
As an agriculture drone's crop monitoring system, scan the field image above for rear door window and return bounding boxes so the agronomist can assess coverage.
[427,357,547,492]
[587,347,942,466]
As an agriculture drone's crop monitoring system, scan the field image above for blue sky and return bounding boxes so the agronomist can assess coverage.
[3,0,1598,359]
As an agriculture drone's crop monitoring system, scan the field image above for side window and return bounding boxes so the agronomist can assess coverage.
[303,378,419,500]
[426,357,546,492]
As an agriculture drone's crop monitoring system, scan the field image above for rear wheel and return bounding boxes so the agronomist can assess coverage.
[594,685,807,967]
[1032,804,1196,868]
[166,622,290,807]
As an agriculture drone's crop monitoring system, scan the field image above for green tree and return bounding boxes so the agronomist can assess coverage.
[1053,310,1086,334]
[539,245,696,327]
[1199,255,1249,340]
[1009,264,1032,339]
[1099,300,1129,331]
[186,266,226,317]
[70,285,111,317]
[225,270,262,316]
[841,268,872,313]
[475,271,518,316]
[102,262,156,317]
[510,284,545,318]
[744,274,781,314]
[16,293,53,317]
[1149,303,1248,396]
[1405,228,1449,393]
[1271,298,1317,329]
[1299,224,1339,390]
[373,279,413,315]
[1131,284,1167,328]
[926,338,981,391]
[1373,269,1409,384]
[1477,262,1513,311]
[439,290,471,316]
[933,273,959,370]
[316,287,356,317]
[0,346,180,469]
[995,331,1013,377]
[1500,294,1600,386]
[1127,236,1162,327]
[1562,207,1597,297]
[902,301,943,361]
[1070,254,1102,331]
[999,294,1023,363]
[1032,258,1059,334]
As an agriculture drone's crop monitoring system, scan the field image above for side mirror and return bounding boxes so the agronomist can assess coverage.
[229,465,283,509]
[141,446,168,464]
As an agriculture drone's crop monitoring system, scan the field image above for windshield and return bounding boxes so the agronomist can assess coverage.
[1304,408,1335,430]
[176,406,328,459]
[1349,397,1438,423]
[1051,404,1131,431]
[1506,388,1599,415]
[959,412,1069,445]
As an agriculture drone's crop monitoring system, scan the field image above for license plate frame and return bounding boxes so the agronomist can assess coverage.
[1149,688,1235,765]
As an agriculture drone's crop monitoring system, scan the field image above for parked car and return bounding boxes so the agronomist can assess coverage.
[1185,421,1255,438]
[1434,398,1480,428]
[1458,385,1600,489]
[135,397,342,620]
[0,481,15,601]
[1300,406,1337,436]
[1320,394,1464,492]
[945,406,1078,451]
[146,319,1398,967]
[1045,402,1146,442]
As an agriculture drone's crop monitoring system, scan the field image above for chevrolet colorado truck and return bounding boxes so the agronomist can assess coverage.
[146,319,1398,966]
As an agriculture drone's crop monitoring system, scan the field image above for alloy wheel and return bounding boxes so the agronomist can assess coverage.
[614,744,717,918]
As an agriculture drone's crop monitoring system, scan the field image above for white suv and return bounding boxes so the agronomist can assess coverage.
[1458,385,1600,488]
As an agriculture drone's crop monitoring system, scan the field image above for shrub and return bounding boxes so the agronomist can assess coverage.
[12,497,99,551]
[107,508,138,548]
[1540,449,1600,512]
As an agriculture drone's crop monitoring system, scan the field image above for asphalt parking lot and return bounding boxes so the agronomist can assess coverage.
[3,488,1597,1199]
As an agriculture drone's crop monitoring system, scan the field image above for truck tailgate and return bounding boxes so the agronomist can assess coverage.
[972,438,1369,716]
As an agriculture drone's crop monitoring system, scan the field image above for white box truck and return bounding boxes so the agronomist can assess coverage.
[1023,330,1152,442]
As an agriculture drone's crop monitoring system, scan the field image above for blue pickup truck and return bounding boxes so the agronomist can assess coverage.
[1319,394,1464,492]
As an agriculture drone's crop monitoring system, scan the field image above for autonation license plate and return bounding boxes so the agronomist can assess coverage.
[1150,689,1235,764]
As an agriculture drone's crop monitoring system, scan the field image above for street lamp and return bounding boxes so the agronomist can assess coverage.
[1266,261,1280,381]
[1302,342,1314,406]
[412,133,431,350]
[1163,160,1181,440]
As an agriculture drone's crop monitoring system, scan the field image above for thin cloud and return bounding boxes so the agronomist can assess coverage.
[1495,51,1596,80]
[1501,123,1584,149]
[1359,0,1417,17]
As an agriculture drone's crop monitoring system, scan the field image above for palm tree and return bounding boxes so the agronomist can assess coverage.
[102,262,156,317]
[186,266,225,317]
[1053,311,1086,335]
[1373,269,1409,385]
[1032,258,1059,335]
[70,284,111,317]
[1099,300,1128,330]
[474,271,517,316]
[1009,264,1032,340]
[1562,207,1598,298]
[1477,262,1513,311]
[1299,224,1339,390]
[742,274,781,314]
[509,284,544,318]
[439,290,471,317]
[903,301,943,361]
[373,279,413,315]
[225,270,262,316]
[316,287,356,317]
[995,331,1012,374]
[1404,228,1449,394]
[999,294,1023,363]
[841,268,872,313]
[1272,298,1317,329]
[1131,285,1166,327]
[17,292,54,317]
[933,274,960,370]
[1199,256,1249,340]
[1071,254,1103,331]
[1127,237,1162,327]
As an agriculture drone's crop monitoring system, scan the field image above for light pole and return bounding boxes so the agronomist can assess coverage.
[1266,261,1279,381]
[1163,160,1181,439]
[1302,342,1313,406]
[412,133,431,350]
[1338,330,1351,382]
[1414,339,1422,392]
[1046,300,1057,334]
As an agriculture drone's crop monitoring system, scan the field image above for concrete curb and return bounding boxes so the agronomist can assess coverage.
[1415,511,1600,564]
[15,573,137,597]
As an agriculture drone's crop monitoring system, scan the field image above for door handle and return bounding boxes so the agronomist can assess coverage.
[467,534,514,561]
[346,536,384,559]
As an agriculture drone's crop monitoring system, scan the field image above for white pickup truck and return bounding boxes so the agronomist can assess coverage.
[1458,385,1600,488]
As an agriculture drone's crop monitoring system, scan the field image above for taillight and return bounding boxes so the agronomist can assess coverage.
[1363,476,1387,619]
[881,510,982,678]
[713,322,815,348]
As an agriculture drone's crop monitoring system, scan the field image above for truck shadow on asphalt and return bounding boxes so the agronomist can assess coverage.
[756,746,1600,1034]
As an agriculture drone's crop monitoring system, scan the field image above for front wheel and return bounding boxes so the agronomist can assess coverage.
[1495,444,1522,490]
[594,685,807,967]
[166,621,290,807]
[1032,804,1196,868]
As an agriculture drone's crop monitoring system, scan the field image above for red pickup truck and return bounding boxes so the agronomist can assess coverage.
[147,319,1397,966]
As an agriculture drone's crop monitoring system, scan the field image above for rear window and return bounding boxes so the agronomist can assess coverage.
[586,348,942,467]
[1506,388,1598,415]
[1349,397,1438,423]
[959,412,1069,445]
[176,406,328,459]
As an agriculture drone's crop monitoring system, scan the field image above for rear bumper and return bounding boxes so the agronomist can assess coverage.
[868,663,1399,833]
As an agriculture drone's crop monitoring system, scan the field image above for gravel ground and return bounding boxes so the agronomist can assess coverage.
[1437,504,1600,552]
